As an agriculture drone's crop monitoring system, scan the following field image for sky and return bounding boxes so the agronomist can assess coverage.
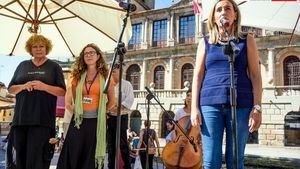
[155,0,181,9]
[0,0,179,87]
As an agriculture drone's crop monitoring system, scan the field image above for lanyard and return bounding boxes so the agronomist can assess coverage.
[85,72,98,95]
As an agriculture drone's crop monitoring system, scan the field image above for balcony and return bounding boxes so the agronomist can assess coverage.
[133,89,188,99]
[264,85,300,96]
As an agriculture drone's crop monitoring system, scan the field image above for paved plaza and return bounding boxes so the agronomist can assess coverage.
[0,144,299,169]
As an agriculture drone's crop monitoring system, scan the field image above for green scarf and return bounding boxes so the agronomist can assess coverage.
[74,71,107,168]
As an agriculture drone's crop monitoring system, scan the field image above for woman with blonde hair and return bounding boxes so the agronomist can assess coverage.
[191,0,262,168]
[8,34,66,169]
[57,43,115,169]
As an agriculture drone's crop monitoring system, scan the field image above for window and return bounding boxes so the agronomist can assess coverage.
[179,15,195,44]
[152,19,167,47]
[241,26,262,37]
[130,110,142,136]
[154,66,165,89]
[128,23,142,50]
[181,63,194,88]
[283,56,300,86]
[285,111,300,146]
[126,64,141,90]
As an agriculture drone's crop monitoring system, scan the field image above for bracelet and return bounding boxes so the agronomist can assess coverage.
[252,108,262,114]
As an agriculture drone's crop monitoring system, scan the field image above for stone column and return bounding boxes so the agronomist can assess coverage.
[195,13,201,43]
[175,16,179,44]
[267,48,275,85]
[141,60,146,90]
[167,58,174,89]
[167,13,175,46]
[141,18,149,49]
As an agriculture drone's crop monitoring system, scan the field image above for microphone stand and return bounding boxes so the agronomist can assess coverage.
[103,6,131,169]
[144,87,198,153]
[222,27,240,169]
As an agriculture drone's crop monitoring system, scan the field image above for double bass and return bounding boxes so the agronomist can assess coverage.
[162,115,202,169]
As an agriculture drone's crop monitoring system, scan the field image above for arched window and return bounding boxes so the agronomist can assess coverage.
[130,110,142,136]
[160,111,175,138]
[285,111,300,146]
[283,56,300,85]
[126,64,141,90]
[154,66,165,89]
[247,131,258,144]
[181,63,194,88]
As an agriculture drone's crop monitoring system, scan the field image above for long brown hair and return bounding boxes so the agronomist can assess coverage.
[184,88,192,108]
[71,43,108,81]
[207,0,243,44]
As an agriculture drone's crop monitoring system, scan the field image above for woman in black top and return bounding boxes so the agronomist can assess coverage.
[8,34,66,169]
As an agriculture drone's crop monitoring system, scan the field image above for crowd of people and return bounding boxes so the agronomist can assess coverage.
[4,0,263,169]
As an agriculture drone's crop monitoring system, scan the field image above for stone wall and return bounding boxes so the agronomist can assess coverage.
[259,93,300,146]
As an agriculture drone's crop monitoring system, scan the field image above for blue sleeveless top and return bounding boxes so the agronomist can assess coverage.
[200,36,253,108]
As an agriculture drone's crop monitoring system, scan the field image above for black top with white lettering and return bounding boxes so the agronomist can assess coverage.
[8,59,66,128]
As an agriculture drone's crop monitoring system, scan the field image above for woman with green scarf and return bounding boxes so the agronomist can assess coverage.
[57,43,115,169]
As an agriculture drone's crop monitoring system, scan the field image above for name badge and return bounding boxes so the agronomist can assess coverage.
[83,97,93,104]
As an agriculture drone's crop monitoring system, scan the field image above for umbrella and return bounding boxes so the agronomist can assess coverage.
[201,1,300,35]
[0,0,132,57]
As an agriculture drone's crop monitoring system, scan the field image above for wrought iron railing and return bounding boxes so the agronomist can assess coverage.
[264,85,300,96]
[133,86,300,98]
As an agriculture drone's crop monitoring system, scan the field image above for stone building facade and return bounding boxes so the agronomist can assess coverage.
[105,0,300,147]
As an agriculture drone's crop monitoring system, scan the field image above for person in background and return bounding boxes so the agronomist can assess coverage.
[107,63,134,169]
[8,34,66,169]
[62,85,74,138]
[174,89,192,121]
[136,120,160,169]
[165,120,175,144]
[190,0,262,168]
[165,89,191,144]
[57,43,115,169]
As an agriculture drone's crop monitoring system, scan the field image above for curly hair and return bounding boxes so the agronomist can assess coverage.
[72,43,108,81]
[25,34,53,55]
[207,0,242,44]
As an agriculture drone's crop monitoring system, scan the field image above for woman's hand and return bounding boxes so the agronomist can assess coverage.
[31,80,47,91]
[157,150,161,157]
[191,107,202,127]
[23,81,34,91]
[248,109,262,133]
[66,104,74,112]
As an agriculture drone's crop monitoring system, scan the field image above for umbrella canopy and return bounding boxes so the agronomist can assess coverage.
[0,0,132,57]
[202,1,300,35]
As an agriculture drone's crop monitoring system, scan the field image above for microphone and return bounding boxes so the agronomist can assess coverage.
[219,16,240,55]
[220,16,229,28]
[145,86,154,100]
[119,1,137,12]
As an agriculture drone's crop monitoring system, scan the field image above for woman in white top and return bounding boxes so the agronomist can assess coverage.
[166,89,192,144]
[165,120,176,144]
[174,89,192,121]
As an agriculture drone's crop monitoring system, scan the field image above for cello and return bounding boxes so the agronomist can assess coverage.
[162,115,202,169]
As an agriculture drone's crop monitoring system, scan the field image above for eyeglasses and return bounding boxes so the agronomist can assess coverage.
[84,51,97,56]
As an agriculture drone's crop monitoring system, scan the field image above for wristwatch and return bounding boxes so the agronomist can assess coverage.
[253,104,262,113]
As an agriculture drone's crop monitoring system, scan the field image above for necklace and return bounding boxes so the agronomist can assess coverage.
[86,79,93,84]
[86,72,97,84]
[218,39,228,45]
